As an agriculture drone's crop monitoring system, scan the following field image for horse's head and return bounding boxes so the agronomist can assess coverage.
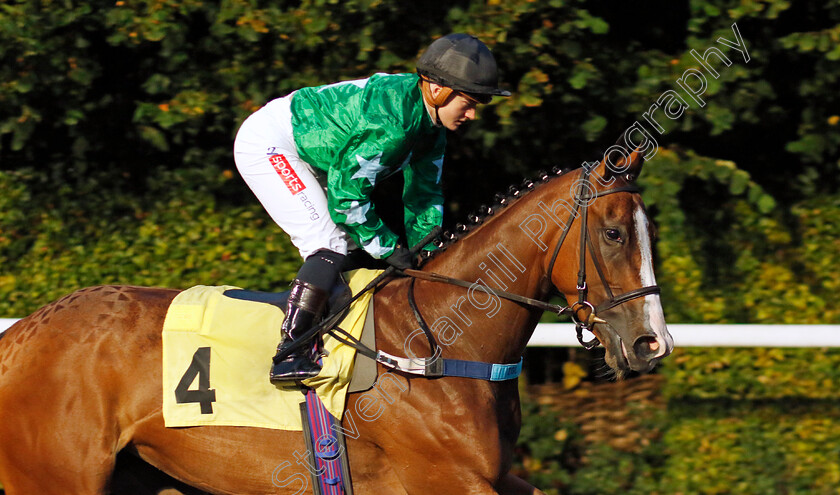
[547,148,673,374]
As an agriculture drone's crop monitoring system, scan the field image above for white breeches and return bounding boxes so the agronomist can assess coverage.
[233,95,349,260]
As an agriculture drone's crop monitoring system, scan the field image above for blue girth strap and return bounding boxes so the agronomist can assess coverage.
[432,357,523,381]
[375,352,523,382]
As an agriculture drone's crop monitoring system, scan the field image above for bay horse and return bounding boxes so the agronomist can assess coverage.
[0,151,672,494]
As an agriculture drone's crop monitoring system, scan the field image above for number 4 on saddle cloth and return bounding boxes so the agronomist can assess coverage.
[161,268,382,433]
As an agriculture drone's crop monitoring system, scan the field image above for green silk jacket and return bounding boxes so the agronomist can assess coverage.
[290,73,445,258]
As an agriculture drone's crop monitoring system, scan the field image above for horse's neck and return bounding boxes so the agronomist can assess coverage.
[420,182,567,364]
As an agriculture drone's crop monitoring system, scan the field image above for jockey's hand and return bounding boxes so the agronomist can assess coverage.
[385,246,414,270]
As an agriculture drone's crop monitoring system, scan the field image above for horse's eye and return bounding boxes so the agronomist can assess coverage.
[605,228,623,243]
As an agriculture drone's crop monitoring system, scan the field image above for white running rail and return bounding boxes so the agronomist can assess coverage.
[1,318,838,347]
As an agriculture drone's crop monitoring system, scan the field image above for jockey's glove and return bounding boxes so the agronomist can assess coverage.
[385,245,414,270]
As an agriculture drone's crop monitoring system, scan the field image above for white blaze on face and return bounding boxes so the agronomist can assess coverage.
[633,205,673,357]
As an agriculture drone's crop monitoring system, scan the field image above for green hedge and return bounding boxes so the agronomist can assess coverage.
[662,347,840,401]
[0,167,301,317]
[514,389,840,495]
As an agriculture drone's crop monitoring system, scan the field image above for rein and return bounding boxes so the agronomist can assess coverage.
[402,269,571,316]
[404,168,660,355]
[278,169,661,382]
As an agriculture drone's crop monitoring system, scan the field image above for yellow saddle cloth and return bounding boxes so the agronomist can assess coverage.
[161,269,381,431]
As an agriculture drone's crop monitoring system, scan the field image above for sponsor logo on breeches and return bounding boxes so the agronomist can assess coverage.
[269,154,319,221]
[269,154,306,195]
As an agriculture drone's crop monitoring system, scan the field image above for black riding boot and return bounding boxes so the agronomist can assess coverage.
[270,280,329,382]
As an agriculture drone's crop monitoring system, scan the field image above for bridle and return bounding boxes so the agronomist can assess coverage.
[545,167,661,348]
[404,166,660,351]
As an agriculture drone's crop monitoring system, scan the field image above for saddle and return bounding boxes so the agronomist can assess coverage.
[222,278,349,314]
[161,269,382,430]
[223,276,351,347]
[222,277,379,394]
[222,247,389,378]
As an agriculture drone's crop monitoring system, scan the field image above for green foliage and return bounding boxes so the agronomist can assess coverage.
[516,388,840,495]
[566,444,665,495]
[657,400,840,495]
[792,194,840,303]
[1,2,840,493]
[513,399,578,492]
[2,3,838,319]
[662,347,840,400]
[640,149,838,324]
[0,168,299,317]
[514,391,668,495]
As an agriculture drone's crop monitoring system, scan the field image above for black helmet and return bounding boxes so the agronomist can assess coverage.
[417,33,511,103]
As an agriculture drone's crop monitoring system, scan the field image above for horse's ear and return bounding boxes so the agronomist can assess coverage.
[600,134,645,182]
[605,147,644,182]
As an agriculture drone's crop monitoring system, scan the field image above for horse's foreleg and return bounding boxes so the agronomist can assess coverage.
[496,474,547,495]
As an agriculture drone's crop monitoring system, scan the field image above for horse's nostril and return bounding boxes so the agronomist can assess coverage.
[633,336,659,360]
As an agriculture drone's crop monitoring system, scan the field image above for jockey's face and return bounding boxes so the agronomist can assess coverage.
[437,93,478,131]
[426,82,479,131]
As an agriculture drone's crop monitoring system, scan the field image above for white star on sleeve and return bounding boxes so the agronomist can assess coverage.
[361,236,392,259]
[351,152,387,186]
[335,200,370,226]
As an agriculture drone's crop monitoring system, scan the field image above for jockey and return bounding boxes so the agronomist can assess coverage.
[233,33,510,382]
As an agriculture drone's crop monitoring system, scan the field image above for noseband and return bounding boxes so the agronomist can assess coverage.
[545,168,661,349]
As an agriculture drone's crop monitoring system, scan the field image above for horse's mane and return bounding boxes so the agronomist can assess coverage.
[420,165,576,266]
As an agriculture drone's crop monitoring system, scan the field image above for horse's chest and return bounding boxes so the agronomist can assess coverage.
[437,383,521,446]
